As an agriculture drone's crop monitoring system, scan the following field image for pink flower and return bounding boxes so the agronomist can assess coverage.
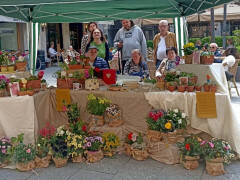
[62,106,67,112]
[224,145,230,150]
[1,149,6,154]
[11,56,16,62]
[84,70,89,78]
[0,51,2,55]
[132,133,137,142]
[200,140,206,146]
[26,149,31,153]
[208,142,214,148]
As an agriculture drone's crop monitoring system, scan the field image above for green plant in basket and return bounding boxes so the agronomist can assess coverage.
[188,81,195,86]
[183,43,195,55]
[73,71,84,80]
[69,59,78,65]
[0,137,12,164]
[146,110,165,131]
[84,136,103,151]
[13,143,36,164]
[126,132,145,150]
[164,109,187,130]
[102,132,120,153]
[87,93,111,116]
[67,132,85,158]
[177,136,202,157]
[69,121,88,136]
[200,138,235,164]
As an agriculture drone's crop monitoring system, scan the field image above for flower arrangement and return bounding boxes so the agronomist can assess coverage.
[13,143,36,164]
[126,132,143,146]
[84,136,103,152]
[177,136,202,157]
[146,110,165,131]
[0,75,9,89]
[67,132,85,159]
[102,132,120,153]
[87,93,111,116]
[200,138,235,164]
[0,137,12,165]
[183,43,195,55]
[39,122,56,139]
[69,121,88,136]
[0,51,9,66]
[50,126,69,159]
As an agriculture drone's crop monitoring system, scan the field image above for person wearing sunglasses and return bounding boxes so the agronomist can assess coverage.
[209,43,222,63]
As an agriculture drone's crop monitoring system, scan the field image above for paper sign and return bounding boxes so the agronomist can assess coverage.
[196,92,217,118]
[56,89,71,112]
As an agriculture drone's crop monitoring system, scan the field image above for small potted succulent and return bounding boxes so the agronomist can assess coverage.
[177,136,202,170]
[187,81,195,92]
[102,132,120,157]
[84,136,104,163]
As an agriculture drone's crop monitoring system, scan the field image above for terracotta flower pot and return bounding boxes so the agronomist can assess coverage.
[7,65,15,72]
[86,150,103,163]
[15,61,27,71]
[1,66,8,72]
[187,86,195,92]
[52,157,68,168]
[177,86,185,93]
[167,85,176,92]
[210,85,217,93]
[68,64,83,70]
[182,155,200,170]
[203,84,210,92]
[16,161,35,172]
[18,91,27,96]
[26,80,41,89]
[189,76,198,85]
[206,158,225,176]
[27,90,34,96]
[195,86,202,92]
[57,79,69,89]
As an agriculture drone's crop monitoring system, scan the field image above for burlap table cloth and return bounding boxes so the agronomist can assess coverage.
[0,71,31,79]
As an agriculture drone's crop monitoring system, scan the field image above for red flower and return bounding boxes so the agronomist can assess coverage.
[185,144,191,151]
[82,125,87,132]
[0,51,2,55]
[149,112,154,118]
[128,132,133,141]
[95,67,100,73]
[38,70,44,79]
[153,114,158,121]
[206,74,211,80]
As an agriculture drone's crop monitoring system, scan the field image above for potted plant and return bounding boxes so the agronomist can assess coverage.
[18,88,27,96]
[85,68,99,90]
[167,81,176,92]
[105,104,123,127]
[68,59,83,70]
[183,43,195,64]
[15,56,27,71]
[187,81,195,92]
[201,138,235,176]
[125,133,148,161]
[56,71,69,89]
[69,121,88,136]
[7,56,16,72]
[0,51,9,72]
[67,132,85,163]
[0,75,9,97]
[64,103,80,125]
[26,76,41,89]
[35,122,55,168]
[27,88,34,96]
[200,51,214,65]
[203,74,211,92]
[146,110,165,142]
[0,137,12,168]
[177,79,185,93]
[86,93,111,126]
[187,73,198,85]
[68,71,85,89]
[84,136,104,163]
[41,79,47,90]
[50,126,69,168]
[102,132,120,157]
[177,136,202,170]
[195,84,202,92]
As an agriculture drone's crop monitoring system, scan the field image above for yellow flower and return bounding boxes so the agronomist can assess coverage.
[165,122,172,130]
[88,93,96,101]
[99,99,105,104]
[78,144,82,148]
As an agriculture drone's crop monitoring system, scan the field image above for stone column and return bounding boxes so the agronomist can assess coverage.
[62,23,70,50]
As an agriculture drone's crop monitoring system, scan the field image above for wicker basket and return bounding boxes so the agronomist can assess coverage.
[52,157,68,168]
[35,155,51,168]
[184,54,193,64]
[147,130,163,142]
[15,62,27,71]
[86,150,103,163]
[0,160,9,168]
[182,155,200,170]
[0,89,6,97]
[206,158,225,176]
[105,104,124,127]
[72,154,85,163]
[16,161,35,172]
[91,115,104,126]
[200,55,214,65]
[132,148,148,161]
[124,143,132,156]
[156,81,165,91]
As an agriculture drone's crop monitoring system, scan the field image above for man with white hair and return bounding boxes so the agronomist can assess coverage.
[209,43,222,63]
[153,20,177,69]
[67,45,76,58]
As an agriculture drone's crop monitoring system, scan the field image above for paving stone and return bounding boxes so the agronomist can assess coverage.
[0,169,33,180]
[68,169,114,180]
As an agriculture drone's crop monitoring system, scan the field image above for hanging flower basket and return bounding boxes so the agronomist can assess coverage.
[132,148,149,161]
[86,150,103,163]
[182,155,200,170]
[16,161,35,172]
[52,157,68,168]
[206,157,225,176]
[35,155,51,168]
[72,154,85,163]
[147,130,163,142]
[91,115,104,126]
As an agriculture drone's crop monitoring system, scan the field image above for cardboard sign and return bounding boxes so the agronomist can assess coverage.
[196,92,217,118]
[56,89,71,112]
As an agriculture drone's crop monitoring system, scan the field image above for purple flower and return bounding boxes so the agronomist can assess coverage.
[86,142,91,147]
[208,142,214,148]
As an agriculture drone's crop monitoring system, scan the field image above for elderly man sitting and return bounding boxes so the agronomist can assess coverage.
[210,43,222,63]
[124,49,149,78]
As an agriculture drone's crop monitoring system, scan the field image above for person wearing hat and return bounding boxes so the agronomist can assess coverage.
[87,46,109,70]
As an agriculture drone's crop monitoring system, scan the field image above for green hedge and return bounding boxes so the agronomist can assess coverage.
[189,36,235,47]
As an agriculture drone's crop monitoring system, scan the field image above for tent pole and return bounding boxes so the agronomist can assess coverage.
[223,3,227,49]
[210,8,215,43]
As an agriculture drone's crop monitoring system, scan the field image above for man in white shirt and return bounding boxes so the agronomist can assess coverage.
[222,48,237,81]
[48,42,58,58]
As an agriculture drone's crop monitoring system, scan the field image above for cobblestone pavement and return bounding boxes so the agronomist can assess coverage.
[1,67,239,180]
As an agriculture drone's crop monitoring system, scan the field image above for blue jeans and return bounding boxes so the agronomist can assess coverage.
[156,59,162,69]
[214,59,222,63]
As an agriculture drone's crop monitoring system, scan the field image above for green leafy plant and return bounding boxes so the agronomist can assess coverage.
[188,81,194,86]
[164,72,177,82]
[147,40,153,48]
[0,75,9,89]
[73,71,84,80]
[87,94,111,116]
[102,132,120,152]
[65,103,80,124]
[84,136,103,151]
[69,59,78,65]
[59,62,69,71]
[201,138,235,164]
[41,79,46,83]
[69,121,87,136]
[177,136,202,157]
[0,51,9,66]
[183,43,195,55]
[27,76,39,81]
[146,110,165,131]
[144,78,157,84]
[13,143,36,163]
[0,137,12,164]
